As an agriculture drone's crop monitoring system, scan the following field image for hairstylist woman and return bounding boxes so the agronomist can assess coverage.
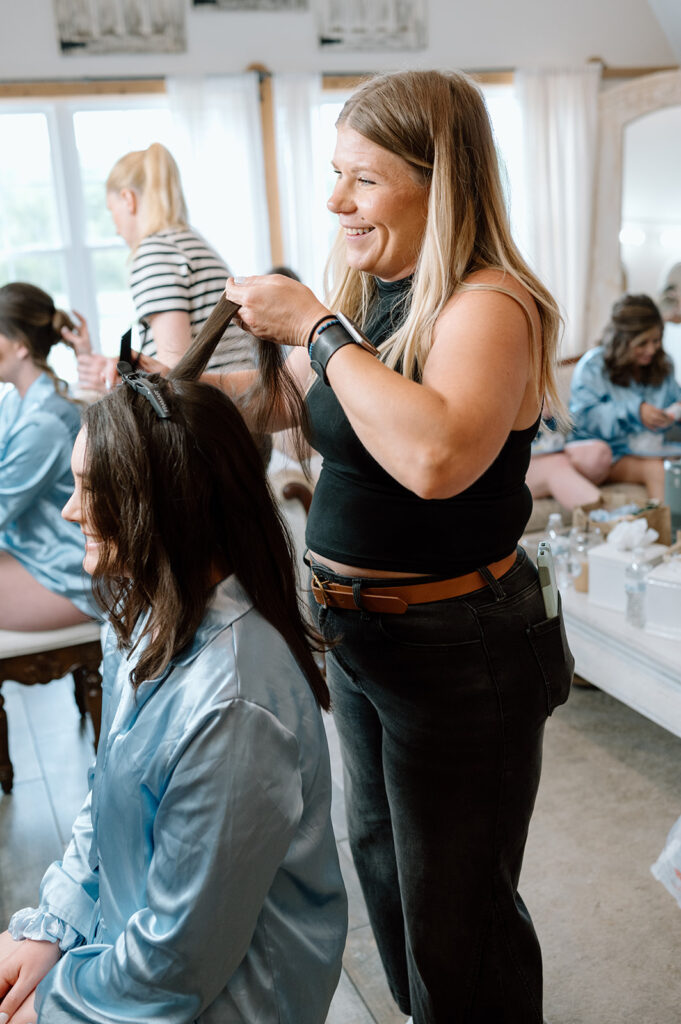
[74,142,254,392]
[0,320,346,1023]
[212,70,574,1024]
[0,283,95,629]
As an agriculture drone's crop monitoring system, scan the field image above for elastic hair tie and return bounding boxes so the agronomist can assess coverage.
[117,361,170,420]
[307,314,338,351]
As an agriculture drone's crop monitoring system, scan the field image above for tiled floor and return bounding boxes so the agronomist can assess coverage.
[5,669,681,1023]
[0,674,405,1024]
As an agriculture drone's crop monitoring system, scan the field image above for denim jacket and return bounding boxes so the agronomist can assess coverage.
[11,576,347,1023]
[568,346,681,458]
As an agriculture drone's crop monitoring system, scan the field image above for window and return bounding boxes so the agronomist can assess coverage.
[481,83,526,253]
[0,92,172,382]
[71,102,174,358]
[318,94,346,261]
[0,109,70,378]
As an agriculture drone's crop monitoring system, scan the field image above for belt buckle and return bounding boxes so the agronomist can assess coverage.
[311,570,331,608]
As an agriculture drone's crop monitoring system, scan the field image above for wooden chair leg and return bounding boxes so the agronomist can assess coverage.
[0,688,13,794]
[73,671,87,717]
[73,665,103,750]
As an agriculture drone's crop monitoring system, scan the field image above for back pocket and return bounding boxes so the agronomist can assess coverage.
[526,600,575,715]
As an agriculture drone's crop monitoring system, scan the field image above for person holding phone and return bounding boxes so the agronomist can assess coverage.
[569,293,681,498]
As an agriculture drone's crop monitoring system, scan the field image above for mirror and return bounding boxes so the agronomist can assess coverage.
[620,102,681,376]
[586,70,681,358]
[620,105,681,301]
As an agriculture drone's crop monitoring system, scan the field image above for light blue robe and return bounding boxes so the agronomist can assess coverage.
[0,374,95,616]
[10,575,347,1023]
[569,346,681,459]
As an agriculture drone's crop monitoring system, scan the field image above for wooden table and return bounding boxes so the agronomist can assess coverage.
[561,587,681,739]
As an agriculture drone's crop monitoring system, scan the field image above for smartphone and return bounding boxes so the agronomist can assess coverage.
[537,541,559,618]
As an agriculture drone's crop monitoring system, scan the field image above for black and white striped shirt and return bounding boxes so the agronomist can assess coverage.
[129,227,255,374]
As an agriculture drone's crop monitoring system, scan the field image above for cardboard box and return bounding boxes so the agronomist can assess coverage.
[587,542,668,613]
[645,560,681,639]
[573,496,672,546]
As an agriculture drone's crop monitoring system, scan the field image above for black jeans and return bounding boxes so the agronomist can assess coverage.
[307,547,573,1024]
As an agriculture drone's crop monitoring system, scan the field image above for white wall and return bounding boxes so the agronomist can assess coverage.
[0,0,675,79]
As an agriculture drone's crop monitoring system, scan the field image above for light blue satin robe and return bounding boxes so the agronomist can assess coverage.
[569,346,681,459]
[0,374,95,616]
[10,576,347,1023]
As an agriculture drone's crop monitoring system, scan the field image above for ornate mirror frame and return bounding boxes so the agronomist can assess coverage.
[586,69,681,346]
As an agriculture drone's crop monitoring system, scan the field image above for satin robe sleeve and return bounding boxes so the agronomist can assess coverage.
[35,699,304,1024]
[568,354,645,443]
[9,787,99,951]
[0,415,71,532]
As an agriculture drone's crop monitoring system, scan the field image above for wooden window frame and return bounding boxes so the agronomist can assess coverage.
[0,63,675,269]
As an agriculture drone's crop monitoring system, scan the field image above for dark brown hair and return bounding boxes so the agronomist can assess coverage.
[81,304,329,708]
[601,293,669,387]
[0,282,77,394]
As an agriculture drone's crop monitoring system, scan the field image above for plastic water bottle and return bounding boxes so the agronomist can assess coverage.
[546,512,570,589]
[664,458,681,542]
[624,547,647,628]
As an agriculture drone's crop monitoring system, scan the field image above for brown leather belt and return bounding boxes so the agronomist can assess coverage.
[310,551,517,615]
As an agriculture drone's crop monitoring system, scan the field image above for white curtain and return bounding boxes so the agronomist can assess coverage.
[516,66,601,357]
[272,73,329,298]
[166,74,270,276]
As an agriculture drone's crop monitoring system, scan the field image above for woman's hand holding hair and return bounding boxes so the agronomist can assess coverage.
[640,402,673,431]
[76,352,117,394]
[60,310,91,356]
[224,275,329,349]
[0,932,59,1023]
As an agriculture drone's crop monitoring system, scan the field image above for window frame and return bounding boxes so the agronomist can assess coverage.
[0,82,169,357]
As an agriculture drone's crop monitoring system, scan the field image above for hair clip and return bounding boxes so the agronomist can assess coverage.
[117,361,171,419]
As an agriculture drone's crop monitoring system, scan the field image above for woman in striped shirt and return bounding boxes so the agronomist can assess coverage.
[74,143,254,391]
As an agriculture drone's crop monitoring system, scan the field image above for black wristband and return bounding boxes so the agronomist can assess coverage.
[308,313,379,385]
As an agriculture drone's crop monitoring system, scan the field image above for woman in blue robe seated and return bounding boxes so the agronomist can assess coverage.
[0,282,95,629]
[0,313,347,1023]
[569,293,681,500]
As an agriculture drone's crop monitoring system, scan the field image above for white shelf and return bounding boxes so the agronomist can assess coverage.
[561,588,681,738]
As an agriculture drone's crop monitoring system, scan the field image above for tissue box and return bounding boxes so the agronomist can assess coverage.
[645,560,681,639]
[573,497,672,546]
[587,543,668,612]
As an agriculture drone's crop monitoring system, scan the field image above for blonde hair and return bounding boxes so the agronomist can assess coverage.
[326,70,563,417]
[106,142,188,241]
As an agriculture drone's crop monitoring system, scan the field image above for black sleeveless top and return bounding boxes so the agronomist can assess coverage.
[305,276,539,574]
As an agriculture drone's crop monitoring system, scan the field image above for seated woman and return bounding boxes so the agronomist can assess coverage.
[0,315,347,1023]
[0,282,95,630]
[526,418,612,510]
[569,293,681,500]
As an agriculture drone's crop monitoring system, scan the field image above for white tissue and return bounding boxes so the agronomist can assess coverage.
[606,517,659,550]
[629,431,669,455]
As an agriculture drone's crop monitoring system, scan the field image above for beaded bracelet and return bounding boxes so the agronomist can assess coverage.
[306,315,338,352]
[308,313,379,385]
